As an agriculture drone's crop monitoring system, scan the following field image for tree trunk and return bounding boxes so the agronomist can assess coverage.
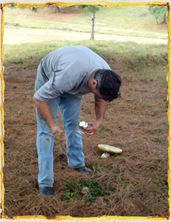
[90,13,95,40]
[54,5,60,13]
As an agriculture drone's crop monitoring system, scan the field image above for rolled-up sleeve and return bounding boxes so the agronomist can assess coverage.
[34,69,76,101]
[34,80,58,101]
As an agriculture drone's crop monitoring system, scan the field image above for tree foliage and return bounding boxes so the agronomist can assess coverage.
[79,5,99,13]
[148,6,167,24]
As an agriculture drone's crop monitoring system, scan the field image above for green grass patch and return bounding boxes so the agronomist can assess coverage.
[152,138,167,145]
[4,40,168,70]
[99,125,113,133]
[61,180,111,203]
[92,165,102,173]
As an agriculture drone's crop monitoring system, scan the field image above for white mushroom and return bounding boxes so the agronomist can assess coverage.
[79,121,88,128]
[101,153,111,158]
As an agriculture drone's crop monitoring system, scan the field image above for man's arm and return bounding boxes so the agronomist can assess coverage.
[33,97,63,134]
[83,100,108,135]
[95,99,108,124]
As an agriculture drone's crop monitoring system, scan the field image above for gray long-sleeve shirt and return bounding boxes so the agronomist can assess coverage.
[34,46,110,101]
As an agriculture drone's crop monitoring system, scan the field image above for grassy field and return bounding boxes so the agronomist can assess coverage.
[4,39,168,217]
[4,5,167,39]
[3,4,169,218]
[4,40,167,67]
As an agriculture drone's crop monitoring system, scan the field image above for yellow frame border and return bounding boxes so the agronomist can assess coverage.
[0,1,170,221]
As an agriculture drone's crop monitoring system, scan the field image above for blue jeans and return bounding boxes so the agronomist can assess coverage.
[35,69,85,188]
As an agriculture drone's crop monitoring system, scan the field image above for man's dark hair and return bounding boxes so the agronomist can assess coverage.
[95,69,122,102]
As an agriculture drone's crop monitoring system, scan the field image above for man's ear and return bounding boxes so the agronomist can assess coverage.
[92,79,98,88]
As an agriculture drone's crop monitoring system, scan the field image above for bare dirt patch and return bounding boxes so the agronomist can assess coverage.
[3,48,168,218]
[4,26,167,45]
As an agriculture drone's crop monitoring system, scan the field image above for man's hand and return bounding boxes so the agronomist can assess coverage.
[33,97,65,140]
[82,99,107,136]
[82,120,102,136]
[80,99,108,136]
[51,125,63,134]
[51,125,66,141]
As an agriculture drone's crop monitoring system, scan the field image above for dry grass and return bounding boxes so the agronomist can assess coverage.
[3,42,168,218]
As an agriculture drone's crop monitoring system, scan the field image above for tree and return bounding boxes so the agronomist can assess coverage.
[31,7,39,12]
[149,6,168,24]
[80,5,99,40]
[54,5,60,13]
[8,4,15,8]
